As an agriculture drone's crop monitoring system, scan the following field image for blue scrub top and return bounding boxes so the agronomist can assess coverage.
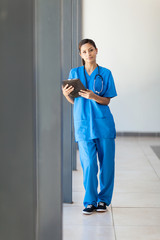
[68,65,117,142]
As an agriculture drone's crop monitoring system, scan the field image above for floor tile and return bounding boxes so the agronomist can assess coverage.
[115,169,159,181]
[115,226,160,240]
[114,180,160,193]
[112,192,160,207]
[115,160,153,171]
[72,170,84,192]
[63,225,115,240]
[63,206,113,226]
[112,208,160,226]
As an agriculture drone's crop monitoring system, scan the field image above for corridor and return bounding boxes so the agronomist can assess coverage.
[63,136,160,240]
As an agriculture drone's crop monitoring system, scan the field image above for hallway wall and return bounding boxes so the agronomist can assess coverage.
[82,0,160,133]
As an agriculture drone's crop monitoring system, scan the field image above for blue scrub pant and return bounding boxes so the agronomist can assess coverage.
[78,138,115,208]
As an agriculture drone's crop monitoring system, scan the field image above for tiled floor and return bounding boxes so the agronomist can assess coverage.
[63,137,160,240]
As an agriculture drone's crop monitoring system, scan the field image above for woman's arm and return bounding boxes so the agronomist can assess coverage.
[79,89,110,105]
[62,84,74,104]
[92,94,110,105]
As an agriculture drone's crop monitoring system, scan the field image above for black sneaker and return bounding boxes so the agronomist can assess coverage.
[82,204,97,215]
[96,202,107,212]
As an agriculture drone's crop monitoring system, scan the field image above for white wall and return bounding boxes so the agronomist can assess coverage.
[82,0,160,132]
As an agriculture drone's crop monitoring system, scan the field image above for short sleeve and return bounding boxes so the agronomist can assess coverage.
[68,68,79,79]
[103,71,117,98]
[68,69,73,79]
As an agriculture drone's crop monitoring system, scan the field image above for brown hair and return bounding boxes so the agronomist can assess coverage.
[78,39,97,65]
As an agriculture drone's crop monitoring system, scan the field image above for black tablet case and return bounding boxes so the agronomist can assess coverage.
[62,78,86,98]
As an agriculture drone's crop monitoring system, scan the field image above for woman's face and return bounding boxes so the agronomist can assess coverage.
[79,43,98,64]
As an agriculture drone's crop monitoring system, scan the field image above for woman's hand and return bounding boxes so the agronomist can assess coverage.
[62,84,74,97]
[62,84,74,104]
[78,89,96,99]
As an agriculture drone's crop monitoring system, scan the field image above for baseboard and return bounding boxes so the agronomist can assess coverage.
[116,132,160,137]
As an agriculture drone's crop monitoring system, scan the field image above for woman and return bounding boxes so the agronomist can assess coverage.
[62,39,117,215]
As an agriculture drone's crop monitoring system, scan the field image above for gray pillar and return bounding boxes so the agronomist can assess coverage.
[35,0,62,239]
[77,0,82,66]
[61,0,82,202]
[0,0,62,239]
[0,0,36,239]
[72,0,82,171]
[61,0,73,203]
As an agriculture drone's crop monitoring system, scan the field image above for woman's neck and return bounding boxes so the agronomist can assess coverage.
[84,62,98,74]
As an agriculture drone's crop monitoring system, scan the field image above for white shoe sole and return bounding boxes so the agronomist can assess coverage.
[82,211,93,215]
[96,209,107,212]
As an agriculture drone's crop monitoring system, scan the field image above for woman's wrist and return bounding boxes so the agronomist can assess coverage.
[65,95,74,104]
[91,93,99,101]
[92,94,110,105]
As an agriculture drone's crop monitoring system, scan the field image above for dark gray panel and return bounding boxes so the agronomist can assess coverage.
[61,0,73,203]
[77,0,82,66]
[71,0,82,171]
[151,146,160,160]
[0,0,35,240]
[72,0,78,67]
[71,0,78,171]
[72,0,82,68]
[35,0,62,239]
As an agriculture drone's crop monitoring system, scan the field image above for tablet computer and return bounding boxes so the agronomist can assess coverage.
[62,78,86,98]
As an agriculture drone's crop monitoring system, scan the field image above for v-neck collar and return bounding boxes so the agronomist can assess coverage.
[84,65,98,78]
